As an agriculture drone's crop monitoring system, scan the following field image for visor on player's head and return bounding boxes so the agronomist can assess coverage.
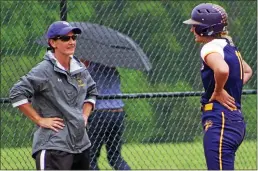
[183,19,203,25]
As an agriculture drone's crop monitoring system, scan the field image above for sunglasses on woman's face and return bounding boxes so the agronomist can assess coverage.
[53,35,78,42]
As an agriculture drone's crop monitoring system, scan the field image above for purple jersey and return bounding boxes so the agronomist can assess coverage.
[200,39,244,109]
[87,63,124,110]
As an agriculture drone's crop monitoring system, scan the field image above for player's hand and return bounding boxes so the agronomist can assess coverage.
[209,89,236,111]
[37,117,65,132]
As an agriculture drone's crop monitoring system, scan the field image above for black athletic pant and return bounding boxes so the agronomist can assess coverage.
[35,148,90,170]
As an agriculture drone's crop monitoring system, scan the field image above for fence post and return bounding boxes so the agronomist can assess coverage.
[60,0,67,21]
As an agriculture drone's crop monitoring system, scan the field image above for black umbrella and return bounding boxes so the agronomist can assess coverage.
[35,22,152,71]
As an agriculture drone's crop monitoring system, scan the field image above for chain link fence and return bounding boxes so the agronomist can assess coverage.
[1,0,257,170]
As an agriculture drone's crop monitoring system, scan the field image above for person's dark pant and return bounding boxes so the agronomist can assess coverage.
[35,148,90,170]
[88,110,130,170]
[202,103,246,170]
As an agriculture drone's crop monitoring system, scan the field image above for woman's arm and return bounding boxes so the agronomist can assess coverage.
[18,103,64,132]
[242,60,253,84]
[204,52,236,110]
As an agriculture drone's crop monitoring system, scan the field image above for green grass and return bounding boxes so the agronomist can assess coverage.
[1,140,256,170]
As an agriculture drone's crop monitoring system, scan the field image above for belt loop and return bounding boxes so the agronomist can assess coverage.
[202,103,213,111]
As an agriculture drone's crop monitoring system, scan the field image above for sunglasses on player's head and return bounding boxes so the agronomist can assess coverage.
[53,34,78,42]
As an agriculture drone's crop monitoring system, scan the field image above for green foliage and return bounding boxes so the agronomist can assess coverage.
[1,1,256,88]
[68,1,96,21]
[1,52,44,97]
[118,72,201,143]
[1,1,60,55]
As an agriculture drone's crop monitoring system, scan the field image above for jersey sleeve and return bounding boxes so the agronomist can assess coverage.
[200,40,225,62]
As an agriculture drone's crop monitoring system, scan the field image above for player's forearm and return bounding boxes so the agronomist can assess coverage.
[18,103,42,125]
[83,102,93,117]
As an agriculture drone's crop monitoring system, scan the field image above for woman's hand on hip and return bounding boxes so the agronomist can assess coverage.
[37,117,65,132]
[209,89,236,111]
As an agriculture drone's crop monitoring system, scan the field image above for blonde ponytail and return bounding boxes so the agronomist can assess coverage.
[220,31,235,46]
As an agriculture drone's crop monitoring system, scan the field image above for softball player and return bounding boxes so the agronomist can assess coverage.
[183,3,253,170]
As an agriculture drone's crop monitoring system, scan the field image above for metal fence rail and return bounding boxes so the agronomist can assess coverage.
[0,89,257,103]
[1,0,257,170]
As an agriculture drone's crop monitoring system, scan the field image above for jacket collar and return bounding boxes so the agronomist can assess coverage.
[44,51,85,75]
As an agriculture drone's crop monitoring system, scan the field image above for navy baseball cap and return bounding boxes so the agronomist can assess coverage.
[47,21,82,39]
